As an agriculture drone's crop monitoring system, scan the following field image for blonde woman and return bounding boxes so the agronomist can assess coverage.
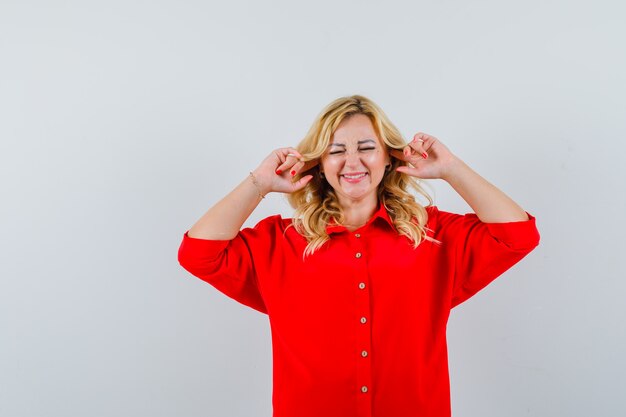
[178,95,540,417]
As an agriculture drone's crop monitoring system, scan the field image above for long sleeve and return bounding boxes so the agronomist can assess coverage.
[175,203,540,416]
[177,216,279,315]
[432,208,540,308]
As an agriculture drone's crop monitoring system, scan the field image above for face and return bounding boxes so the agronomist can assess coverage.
[320,113,391,205]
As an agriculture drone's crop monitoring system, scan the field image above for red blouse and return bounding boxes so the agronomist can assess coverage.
[177,204,540,417]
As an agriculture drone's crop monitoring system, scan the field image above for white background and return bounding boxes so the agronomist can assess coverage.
[1,0,625,416]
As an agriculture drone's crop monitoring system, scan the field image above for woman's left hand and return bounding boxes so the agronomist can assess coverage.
[390,132,459,180]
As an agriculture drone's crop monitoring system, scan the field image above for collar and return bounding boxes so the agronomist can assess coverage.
[325,202,396,235]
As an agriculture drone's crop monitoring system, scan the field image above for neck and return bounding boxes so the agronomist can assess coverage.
[338,195,379,228]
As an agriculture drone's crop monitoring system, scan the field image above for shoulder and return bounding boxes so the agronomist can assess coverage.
[246,214,298,237]
[424,205,478,224]
[425,205,439,218]
[251,214,294,228]
[423,205,447,229]
[241,214,306,250]
[422,205,481,239]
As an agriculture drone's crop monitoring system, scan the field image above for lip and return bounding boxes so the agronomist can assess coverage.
[340,172,368,183]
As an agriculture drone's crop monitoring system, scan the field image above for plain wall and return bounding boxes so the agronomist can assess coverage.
[1,0,625,416]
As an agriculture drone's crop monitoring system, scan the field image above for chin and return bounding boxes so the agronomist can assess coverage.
[340,188,376,200]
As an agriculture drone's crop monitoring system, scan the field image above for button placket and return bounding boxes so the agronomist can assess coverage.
[353,232,372,415]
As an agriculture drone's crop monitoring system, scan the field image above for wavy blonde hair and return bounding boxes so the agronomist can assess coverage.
[286,94,437,258]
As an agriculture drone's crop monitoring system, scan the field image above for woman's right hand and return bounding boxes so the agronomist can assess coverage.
[251,147,318,195]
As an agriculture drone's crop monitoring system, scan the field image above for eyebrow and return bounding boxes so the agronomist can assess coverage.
[330,139,376,147]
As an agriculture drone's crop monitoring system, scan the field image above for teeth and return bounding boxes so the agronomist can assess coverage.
[343,173,366,179]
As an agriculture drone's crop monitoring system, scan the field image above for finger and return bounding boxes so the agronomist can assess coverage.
[402,145,422,164]
[414,132,428,142]
[422,135,437,153]
[284,148,304,159]
[289,159,306,177]
[393,148,421,166]
[390,149,409,162]
[395,165,421,177]
[275,148,304,175]
[300,158,320,173]
[415,132,440,157]
[291,174,314,192]
[409,133,429,159]
[275,159,286,175]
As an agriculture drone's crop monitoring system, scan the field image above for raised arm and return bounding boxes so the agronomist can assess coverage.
[187,147,314,240]
[392,132,530,223]
[440,158,528,223]
[392,132,539,307]
[178,147,314,313]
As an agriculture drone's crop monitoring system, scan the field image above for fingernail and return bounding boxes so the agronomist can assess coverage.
[422,152,428,159]
[275,169,282,175]
[290,170,296,176]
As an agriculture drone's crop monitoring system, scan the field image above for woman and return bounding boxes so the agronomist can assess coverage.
[178,95,540,417]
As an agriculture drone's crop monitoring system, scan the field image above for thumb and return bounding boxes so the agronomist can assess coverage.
[291,175,314,192]
[395,166,420,177]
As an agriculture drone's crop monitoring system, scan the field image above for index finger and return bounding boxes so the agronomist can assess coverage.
[285,150,304,160]
[390,148,409,162]
[300,158,320,173]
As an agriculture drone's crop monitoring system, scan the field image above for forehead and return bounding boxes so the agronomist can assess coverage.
[331,114,381,144]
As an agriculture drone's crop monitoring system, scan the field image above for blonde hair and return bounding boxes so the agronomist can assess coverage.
[286,94,437,258]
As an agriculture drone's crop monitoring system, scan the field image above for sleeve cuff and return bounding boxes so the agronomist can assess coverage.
[178,231,231,262]
[484,212,540,250]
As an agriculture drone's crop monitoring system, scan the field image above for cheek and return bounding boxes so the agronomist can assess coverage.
[363,151,387,166]
[321,158,342,172]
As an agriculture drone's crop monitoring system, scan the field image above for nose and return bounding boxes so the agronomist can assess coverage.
[344,150,364,167]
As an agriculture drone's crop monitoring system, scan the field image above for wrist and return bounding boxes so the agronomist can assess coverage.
[440,155,468,183]
[249,170,272,197]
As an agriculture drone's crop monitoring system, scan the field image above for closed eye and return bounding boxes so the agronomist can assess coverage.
[329,147,376,155]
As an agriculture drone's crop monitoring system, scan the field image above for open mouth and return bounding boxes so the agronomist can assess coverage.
[341,172,368,182]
